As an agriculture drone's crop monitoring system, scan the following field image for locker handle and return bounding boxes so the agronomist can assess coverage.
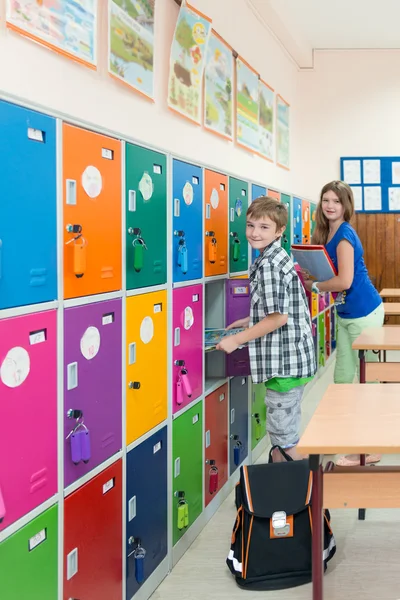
[129,496,137,521]
[128,190,137,212]
[231,408,235,424]
[67,362,78,391]
[174,457,180,478]
[206,204,211,219]
[205,430,211,448]
[66,179,77,205]
[0,486,5,523]
[174,327,180,347]
[230,207,235,222]
[67,548,78,580]
[129,343,136,365]
[174,198,180,217]
[0,239,2,280]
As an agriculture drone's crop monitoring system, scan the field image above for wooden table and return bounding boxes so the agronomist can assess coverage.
[352,326,400,383]
[380,288,400,299]
[383,303,400,324]
[297,384,400,600]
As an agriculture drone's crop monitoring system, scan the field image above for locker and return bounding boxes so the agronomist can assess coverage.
[280,193,292,256]
[267,188,280,201]
[126,427,168,599]
[0,310,57,531]
[292,197,302,245]
[251,383,267,450]
[0,101,57,310]
[0,505,58,600]
[312,319,318,369]
[204,384,228,506]
[318,313,325,368]
[319,294,327,312]
[302,200,311,244]
[325,310,331,358]
[172,285,203,413]
[126,144,167,290]
[126,290,167,445]
[63,123,121,299]
[64,299,122,488]
[310,202,317,238]
[311,292,318,319]
[331,307,337,351]
[229,177,248,273]
[204,169,228,277]
[172,159,203,283]
[251,184,267,263]
[64,460,122,600]
[172,401,203,545]
[225,279,250,376]
[229,376,249,475]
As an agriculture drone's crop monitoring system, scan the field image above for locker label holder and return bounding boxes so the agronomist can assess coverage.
[29,528,47,551]
[103,477,115,495]
[29,328,47,345]
[27,128,45,143]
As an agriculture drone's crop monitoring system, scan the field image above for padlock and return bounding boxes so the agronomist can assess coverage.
[73,237,87,278]
[177,501,186,530]
[234,443,241,466]
[232,237,240,262]
[181,369,192,398]
[80,429,91,464]
[255,418,261,441]
[133,238,145,272]
[179,244,188,274]
[134,546,146,584]
[209,237,217,264]
[176,377,184,405]
[70,430,83,465]
[0,487,5,523]
[183,501,189,527]
[209,467,218,494]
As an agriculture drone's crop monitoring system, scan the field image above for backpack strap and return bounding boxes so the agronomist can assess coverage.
[268,445,294,463]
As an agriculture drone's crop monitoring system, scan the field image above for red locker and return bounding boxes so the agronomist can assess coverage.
[64,460,123,600]
[325,310,331,358]
[204,384,228,506]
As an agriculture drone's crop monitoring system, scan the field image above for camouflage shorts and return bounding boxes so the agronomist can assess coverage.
[265,385,305,448]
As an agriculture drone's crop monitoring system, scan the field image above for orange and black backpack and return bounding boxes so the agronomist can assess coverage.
[226,446,336,590]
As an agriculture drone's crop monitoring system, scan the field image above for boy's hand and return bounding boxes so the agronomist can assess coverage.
[216,335,240,354]
[226,316,250,330]
[303,279,313,292]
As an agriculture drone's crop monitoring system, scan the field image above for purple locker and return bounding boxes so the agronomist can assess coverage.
[225,279,250,376]
[64,299,122,488]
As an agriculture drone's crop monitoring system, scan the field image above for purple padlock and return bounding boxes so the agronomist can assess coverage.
[80,428,91,464]
[70,430,83,465]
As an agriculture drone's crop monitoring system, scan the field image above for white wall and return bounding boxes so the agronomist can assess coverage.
[296,50,400,200]
[0,0,301,194]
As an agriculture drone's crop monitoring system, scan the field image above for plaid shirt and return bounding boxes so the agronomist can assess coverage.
[249,240,316,384]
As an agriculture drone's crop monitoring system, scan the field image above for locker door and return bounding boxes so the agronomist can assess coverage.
[225,279,250,376]
[229,178,248,273]
[251,383,267,450]
[331,307,336,351]
[281,193,292,256]
[0,101,57,310]
[204,169,228,277]
[0,505,58,600]
[312,319,318,369]
[318,314,325,368]
[204,385,228,506]
[311,292,318,319]
[310,202,317,238]
[229,376,249,475]
[63,123,121,299]
[126,290,167,445]
[292,197,302,245]
[64,461,122,600]
[251,184,266,263]
[172,285,203,414]
[0,310,57,531]
[302,200,311,244]
[172,401,203,545]
[325,310,331,358]
[126,427,168,599]
[126,144,167,290]
[64,299,122,488]
[267,188,280,201]
[172,160,203,283]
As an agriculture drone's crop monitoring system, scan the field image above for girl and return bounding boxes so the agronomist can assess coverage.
[303,180,384,466]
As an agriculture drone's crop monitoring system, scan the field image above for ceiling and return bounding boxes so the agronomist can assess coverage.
[247,0,400,68]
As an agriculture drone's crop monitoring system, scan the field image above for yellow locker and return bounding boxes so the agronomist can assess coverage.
[311,293,318,318]
[126,290,167,445]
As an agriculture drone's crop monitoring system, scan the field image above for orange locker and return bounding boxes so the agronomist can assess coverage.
[204,169,228,277]
[63,124,122,299]
[126,290,167,445]
[311,292,318,319]
[302,200,310,244]
[267,188,280,201]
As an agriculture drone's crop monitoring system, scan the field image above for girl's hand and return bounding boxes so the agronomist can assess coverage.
[303,279,313,292]
[301,269,311,281]
[226,316,250,330]
[216,335,240,354]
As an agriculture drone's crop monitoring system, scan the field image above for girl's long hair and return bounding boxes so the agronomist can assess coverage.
[311,180,355,245]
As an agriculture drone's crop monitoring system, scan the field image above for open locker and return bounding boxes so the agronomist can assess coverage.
[229,376,249,475]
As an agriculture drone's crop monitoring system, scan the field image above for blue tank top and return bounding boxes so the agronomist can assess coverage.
[325,222,382,319]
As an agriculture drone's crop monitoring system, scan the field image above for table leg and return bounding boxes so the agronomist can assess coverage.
[359,349,366,384]
[310,454,323,600]
[358,453,366,520]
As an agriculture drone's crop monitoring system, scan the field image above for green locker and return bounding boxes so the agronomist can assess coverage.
[126,144,167,290]
[172,401,203,545]
[310,202,317,238]
[229,177,248,273]
[0,505,58,599]
[318,313,325,368]
[251,382,267,450]
[280,193,292,256]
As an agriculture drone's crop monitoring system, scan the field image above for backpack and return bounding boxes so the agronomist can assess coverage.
[226,446,336,591]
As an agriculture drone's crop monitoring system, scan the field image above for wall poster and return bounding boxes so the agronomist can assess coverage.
[258,79,274,161]
[235,56,259,154]
[276,94,290,170]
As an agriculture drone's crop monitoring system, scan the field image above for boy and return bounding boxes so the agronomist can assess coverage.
[217,197,316,461]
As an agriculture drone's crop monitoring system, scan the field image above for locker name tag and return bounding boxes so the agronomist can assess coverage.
[192,414,199,424]
[241,189,247,196]
[29,528,47,551]
[29,329,46,345]
[153,441,162,454]
[192,294,199,302]
[219,393,225,401]
[234,287,248,295]
[153,164,162,175]
[154,303,162,313]
[102,148,114,160]
[102,313,114,325]
[192,176,199,185]
[27,128,44,143]
[220,183,225,191]
[103,478,115,494]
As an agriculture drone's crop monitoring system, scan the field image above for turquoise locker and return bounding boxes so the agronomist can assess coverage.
[251,383,267,450]
[229,178,248,273]
[280,193,292,256]
[0,505,58,599]
[318,313,325,368]
[251,184,266,263]
[292,197,302,245]
[126,144,167,290]
[172,401,203,545]
[310,202,317,238]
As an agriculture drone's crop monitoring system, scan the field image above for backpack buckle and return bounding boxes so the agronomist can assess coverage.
[272,511,291,537]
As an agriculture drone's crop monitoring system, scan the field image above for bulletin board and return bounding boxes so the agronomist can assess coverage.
[340,156,400,213]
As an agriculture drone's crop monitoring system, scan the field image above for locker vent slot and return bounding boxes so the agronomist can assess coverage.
[103,477,115,495]
[102,148,114,160]
[129,496,137,521]
[67,548,78,580]
[220,183,225,191]
[174,457,180,477]
[67,362,78,390]
[102,312,114,325]
[153,164,162,174]
[66,180,77,205]
[129,343,136,365]
[192,176,199,185]
[205,430,211,448]
[153,441,162,454]
[29,528,47,551]
[29,328,47,345]
[174,327,180,347]
[128,190,136,212]
[27,128,45,143]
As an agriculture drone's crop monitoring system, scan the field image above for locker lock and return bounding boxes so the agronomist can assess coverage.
[174,360,186,367]
[230,231,238,238]
[174,490,185,498]
[128,381,141,390]
[230,434,239,441]
[205,230,215,237]
[174,230,185,238]
[128,536,141,547]
[66,224,82,235]
[128,227,142,236]
[67,409,83,420]
[206,459,216,465]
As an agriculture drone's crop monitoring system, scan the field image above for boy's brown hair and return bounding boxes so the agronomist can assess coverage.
[246,196,288,231]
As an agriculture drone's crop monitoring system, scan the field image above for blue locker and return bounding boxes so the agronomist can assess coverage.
[251,184,267,263]
[0,100,57,310]
[126,426,168,599]
[172,160,203,283]
[229,376,249,475]
[292,197,303,245]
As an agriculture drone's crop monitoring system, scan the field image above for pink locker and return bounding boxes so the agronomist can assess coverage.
[0,310,57,531]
